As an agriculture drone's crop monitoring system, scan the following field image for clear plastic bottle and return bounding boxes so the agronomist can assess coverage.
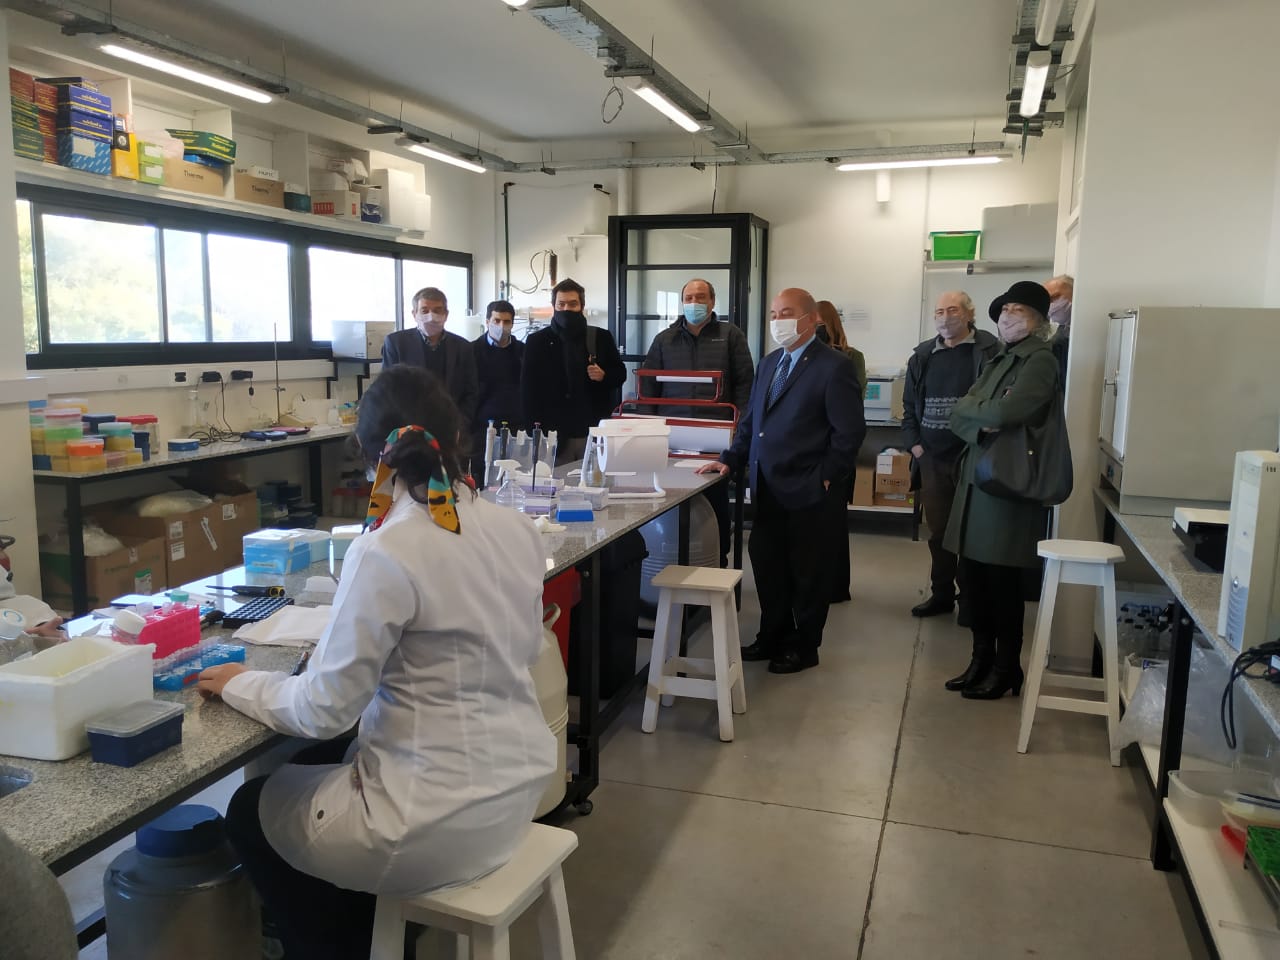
[495,476,526,512]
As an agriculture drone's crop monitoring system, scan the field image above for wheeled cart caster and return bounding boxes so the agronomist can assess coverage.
[575,799,594,816]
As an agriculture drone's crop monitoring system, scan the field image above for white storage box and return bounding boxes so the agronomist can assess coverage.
[331,524,362,560]
[1167,769,1280,827]
[0,636,153,760]
[293,530,331,565]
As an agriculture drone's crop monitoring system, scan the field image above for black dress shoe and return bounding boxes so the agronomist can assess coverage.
[829,592,852,604]
[767,649,820,674]
[962,667,1025,700]
[740,639,777,662]
[911,595,955,618]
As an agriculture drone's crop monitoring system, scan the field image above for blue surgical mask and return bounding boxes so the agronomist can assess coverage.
[682,303,709,326]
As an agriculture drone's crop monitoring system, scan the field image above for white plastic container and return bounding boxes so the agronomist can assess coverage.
[1168,769,1280,827]
[292,530,331,565]
[331,524,362,561]
[0,636,153,760]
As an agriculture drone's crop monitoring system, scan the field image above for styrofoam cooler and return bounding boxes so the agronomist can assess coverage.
[533,606,569,818]
[0,636,153,760]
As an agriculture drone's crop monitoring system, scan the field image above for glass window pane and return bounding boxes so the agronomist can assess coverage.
[308,247,396,341]
[163,230,207,343]
[16,200,37,353]
[42,213,161,344]
[626,227,731,265]
[624,267,730,357]
[207,234,290,341]
[402,260,469,330]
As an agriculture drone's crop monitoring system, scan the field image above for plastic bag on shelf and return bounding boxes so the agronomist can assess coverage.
[40,521,125,558]
[133,491,213,517]
[1117,645,1236,767]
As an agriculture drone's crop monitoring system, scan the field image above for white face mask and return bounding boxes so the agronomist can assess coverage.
[487,322,510,344]
[770,317,800,348]
[998,311,1031,344]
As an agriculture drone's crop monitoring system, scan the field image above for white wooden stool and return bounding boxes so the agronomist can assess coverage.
[1018,539,1126,766]
[641,564,746,742]
[369,824,578,960]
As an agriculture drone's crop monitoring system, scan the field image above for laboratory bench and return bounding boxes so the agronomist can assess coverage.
[1096,488,1280,959]
[33,426,352,615]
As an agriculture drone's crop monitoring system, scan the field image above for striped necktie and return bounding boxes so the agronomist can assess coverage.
[767,352,793,407]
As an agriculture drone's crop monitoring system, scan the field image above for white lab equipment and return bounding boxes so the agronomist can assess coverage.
[591,418,670,475]
[1219,450,1280,651]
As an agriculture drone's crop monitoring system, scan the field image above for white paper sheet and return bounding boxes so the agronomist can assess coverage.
[233,605,332,647]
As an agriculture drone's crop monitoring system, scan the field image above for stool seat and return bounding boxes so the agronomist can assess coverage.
[642,563,747,741]
[650,565,743,592]
[370,824,578,960]
[1037,539,1125,564]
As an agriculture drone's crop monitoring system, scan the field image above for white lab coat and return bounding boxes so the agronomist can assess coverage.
[222,486,557,898]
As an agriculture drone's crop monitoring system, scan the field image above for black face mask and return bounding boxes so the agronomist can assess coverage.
[551,310,587,337]
[814,324,831,345]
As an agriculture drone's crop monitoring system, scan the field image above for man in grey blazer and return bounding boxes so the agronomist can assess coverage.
[699,287,866,673]
[380,286,479,431]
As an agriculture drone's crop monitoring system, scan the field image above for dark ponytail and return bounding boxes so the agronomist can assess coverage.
[355,366,471,497]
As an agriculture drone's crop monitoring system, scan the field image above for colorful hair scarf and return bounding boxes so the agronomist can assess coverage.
[364,425,461,535]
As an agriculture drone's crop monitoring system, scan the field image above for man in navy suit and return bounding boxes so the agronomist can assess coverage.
[381,286,479,430]
[698,287,865,673]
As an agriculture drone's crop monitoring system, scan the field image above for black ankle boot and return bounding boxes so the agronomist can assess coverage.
[961,665,1024,699]
[944,633,994,692]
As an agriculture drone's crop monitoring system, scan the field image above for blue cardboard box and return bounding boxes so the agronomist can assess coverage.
[54,84,111,117]
[57,132,111,175]
[55,105,113,142]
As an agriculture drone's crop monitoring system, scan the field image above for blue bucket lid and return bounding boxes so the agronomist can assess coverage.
[137,804,225,859]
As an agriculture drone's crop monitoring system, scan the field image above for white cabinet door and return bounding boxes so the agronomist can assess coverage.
[1099,311,1137,457]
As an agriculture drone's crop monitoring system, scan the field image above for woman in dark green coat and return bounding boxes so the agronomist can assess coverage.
[942,281,1063,700]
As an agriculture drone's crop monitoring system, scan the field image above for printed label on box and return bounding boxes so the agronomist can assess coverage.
[170,541,185,561]
[167,520,183,541]
[222,503,237,520]
[73,137,96,158]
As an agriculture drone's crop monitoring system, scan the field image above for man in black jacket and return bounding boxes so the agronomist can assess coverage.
[380,286,479,431]
[521,278,627,465]
[471,299,524,471]
[642,278,754,566]
[902,290,1000,625]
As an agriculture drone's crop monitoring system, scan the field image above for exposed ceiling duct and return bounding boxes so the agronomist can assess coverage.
[517,0,764,161]
[1004,0,1076,138]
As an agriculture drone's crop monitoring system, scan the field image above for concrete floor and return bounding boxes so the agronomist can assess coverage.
[73,523,1206,959]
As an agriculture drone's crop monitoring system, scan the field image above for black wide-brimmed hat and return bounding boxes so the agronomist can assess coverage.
[989,280,1051,322]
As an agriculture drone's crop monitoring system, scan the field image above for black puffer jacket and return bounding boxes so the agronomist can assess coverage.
[640,316,755,419]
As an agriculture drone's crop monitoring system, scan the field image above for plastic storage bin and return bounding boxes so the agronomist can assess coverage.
[1168,769,1280,827]
[0,636,153,760]
[131,605,201,660]
[86,700,184,766]
[243,529,312,574]
[929,230,981,261]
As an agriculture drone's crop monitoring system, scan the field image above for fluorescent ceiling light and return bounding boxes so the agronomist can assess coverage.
[628,79,700,133]
[1019,50,1052,118]
[501,0,529,6]
[836,156,1003,172]
[405,143,486,174]
[98,43,273,104]
[1035,0,1066,46]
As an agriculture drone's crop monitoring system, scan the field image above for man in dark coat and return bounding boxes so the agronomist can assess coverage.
[902,290,1001,625]
[471,299,524,475]
[381,286,479,431]
[520,278,627,465]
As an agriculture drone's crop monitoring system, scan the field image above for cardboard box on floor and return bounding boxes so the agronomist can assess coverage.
[40,534,165,610]
[874,450,913,495]
[873,491,916,509]
[91,491,259,586]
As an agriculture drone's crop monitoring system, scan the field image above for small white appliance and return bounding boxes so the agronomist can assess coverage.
[1218,451,1280,651]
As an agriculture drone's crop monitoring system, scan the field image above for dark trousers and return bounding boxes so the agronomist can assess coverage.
[748,472,832,652]
[918,451,966,606]
[961,557,1026,664]
[704,472,732,568]
[224,739,377,960]
[826,472,854,601]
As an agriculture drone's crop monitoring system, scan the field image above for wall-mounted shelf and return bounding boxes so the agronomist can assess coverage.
[14,159,433,247]
[567,233,607,261]
[923,258,1054,274]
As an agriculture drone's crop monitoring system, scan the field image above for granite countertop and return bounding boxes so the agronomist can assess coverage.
[1095,488,1280,740]
[0,467,723,868]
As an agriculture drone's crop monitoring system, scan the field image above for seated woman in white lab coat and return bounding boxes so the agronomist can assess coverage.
[197,366,557,960]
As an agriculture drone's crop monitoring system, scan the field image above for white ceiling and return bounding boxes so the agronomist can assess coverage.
[113,0,1020,145]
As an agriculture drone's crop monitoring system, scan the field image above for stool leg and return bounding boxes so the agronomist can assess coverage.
[453,934,469,960]
[368,897,405,960]
[1017,558,1061,755]
[536,868,577,960]
[709,592,735,742]
[1101,572,1122,767]
[661,602,683,707]
[726,594,746,715]
[641,592,674,733]
[470,927,511,960]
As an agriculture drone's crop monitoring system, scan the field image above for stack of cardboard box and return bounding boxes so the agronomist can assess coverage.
[873,451,915,509]
[10,69,57,164]
[42,77,114,175]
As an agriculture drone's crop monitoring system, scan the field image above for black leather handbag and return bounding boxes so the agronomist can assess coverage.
[973,393,1073,506]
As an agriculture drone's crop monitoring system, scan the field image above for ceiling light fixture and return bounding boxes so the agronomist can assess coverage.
[98,43,273,104]
[835,156,1004,172]
[405,142,486,174]
[1019,50,1052,118]
[1034,0,1066,46]
[501,0,530,6]
[627,79,700,133]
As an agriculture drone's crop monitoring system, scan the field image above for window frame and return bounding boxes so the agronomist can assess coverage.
[17,182,473,369]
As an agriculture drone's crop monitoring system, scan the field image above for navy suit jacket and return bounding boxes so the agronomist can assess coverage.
[380,329,479,427]
[722,340,866,509]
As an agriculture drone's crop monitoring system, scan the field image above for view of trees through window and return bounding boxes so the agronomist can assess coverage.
[17,194,471,357]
